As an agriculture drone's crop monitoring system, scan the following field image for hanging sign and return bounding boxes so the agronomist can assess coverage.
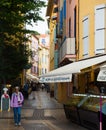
[97,69,106,81]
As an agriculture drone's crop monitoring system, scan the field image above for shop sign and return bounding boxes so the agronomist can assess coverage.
[39,74,72,83]
[97,70,106,81]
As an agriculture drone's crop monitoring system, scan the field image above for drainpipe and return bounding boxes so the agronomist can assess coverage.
[77,0,80,60]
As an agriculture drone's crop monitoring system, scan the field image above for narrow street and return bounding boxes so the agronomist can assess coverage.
[0,90,88,130]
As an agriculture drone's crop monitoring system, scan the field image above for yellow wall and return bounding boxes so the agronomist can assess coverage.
[48,2,56,71]
[49,22,55,70]
[78,0,106,89]
[57,83,68,103]
[79,0,106,59]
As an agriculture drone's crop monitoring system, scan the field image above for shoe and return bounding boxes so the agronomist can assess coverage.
[15,123,18,126]
[18,122,21,126]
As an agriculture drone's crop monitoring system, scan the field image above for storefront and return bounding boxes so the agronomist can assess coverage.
[39,54,106,130]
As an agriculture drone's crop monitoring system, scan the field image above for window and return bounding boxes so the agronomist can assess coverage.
[54,50,59,69]
[63,0,66,19]
[31,66,34,73]
[34,66,38,74]
[42,68,44,74]
[74,7,76,38]
[54,27,56,43]
[69,0,72,4]
[82,16,89,58]
[69,18,71,37]
[53,7,58,13]
[45,69,47,73]
[42,54,45,63]
[41,38,46,45]
[59,8,63,30]
[95,4,106,54]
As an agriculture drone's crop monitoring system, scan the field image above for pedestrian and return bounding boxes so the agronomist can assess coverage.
[10,86,24,126]
[45,84,50,93]
[23,83,29,99]
[31,82,37,99]
[41,83,45,91]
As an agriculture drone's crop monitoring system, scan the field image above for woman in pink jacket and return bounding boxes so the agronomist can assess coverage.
[10,86,24,126]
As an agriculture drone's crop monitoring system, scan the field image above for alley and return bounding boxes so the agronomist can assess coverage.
[0,91,88,130]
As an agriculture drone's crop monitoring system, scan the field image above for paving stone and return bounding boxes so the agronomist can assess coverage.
[25,109,55,120]
[23,123,51,130]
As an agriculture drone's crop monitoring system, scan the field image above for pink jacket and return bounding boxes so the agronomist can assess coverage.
[10,92,24,108]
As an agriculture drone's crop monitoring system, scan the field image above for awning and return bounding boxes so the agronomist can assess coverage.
[26,73,39,82]
[97,65,106,81]
[40,55,106,83]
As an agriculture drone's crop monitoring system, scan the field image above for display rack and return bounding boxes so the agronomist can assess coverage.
[64,93,106,130]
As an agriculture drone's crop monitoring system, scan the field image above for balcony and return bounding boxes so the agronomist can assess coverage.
[59,38,76,64]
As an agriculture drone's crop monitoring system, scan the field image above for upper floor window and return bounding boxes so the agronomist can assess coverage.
[74,7,76,38]
[63,0,66,19]
[59,8,63,30]
[95,4,106,54]
[53,7,58,13]
[69,18,71,37]
[82,16,89,58]
[41,38,46,45]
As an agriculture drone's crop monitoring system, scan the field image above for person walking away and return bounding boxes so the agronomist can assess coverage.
[41,83,45,91]
[10,86,24,126]
[31,83,37,99]
[23,83,29,99]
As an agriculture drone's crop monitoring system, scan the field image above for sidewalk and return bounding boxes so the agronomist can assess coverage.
[0,90,88,130]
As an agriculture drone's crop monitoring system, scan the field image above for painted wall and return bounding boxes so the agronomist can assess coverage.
[30,35,39,75]
[49,22,55,71]
[78,0,106,93]
[66,0,78,38]
[79,0,106,59]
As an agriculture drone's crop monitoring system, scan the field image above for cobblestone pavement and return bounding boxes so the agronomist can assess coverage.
[0,91,88,130]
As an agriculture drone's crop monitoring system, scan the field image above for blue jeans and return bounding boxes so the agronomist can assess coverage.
[13,107,21,124]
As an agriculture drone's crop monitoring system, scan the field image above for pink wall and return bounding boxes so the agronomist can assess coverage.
[66,0,77,38]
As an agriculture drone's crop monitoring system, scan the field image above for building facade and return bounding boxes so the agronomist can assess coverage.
[45,0,106,103]
[56,0,78,102]
[38,34,50,76]
[26,34,39,83]
[44,0,106,129]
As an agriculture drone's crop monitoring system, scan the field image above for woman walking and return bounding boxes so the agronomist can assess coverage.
[10,86,24,126]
